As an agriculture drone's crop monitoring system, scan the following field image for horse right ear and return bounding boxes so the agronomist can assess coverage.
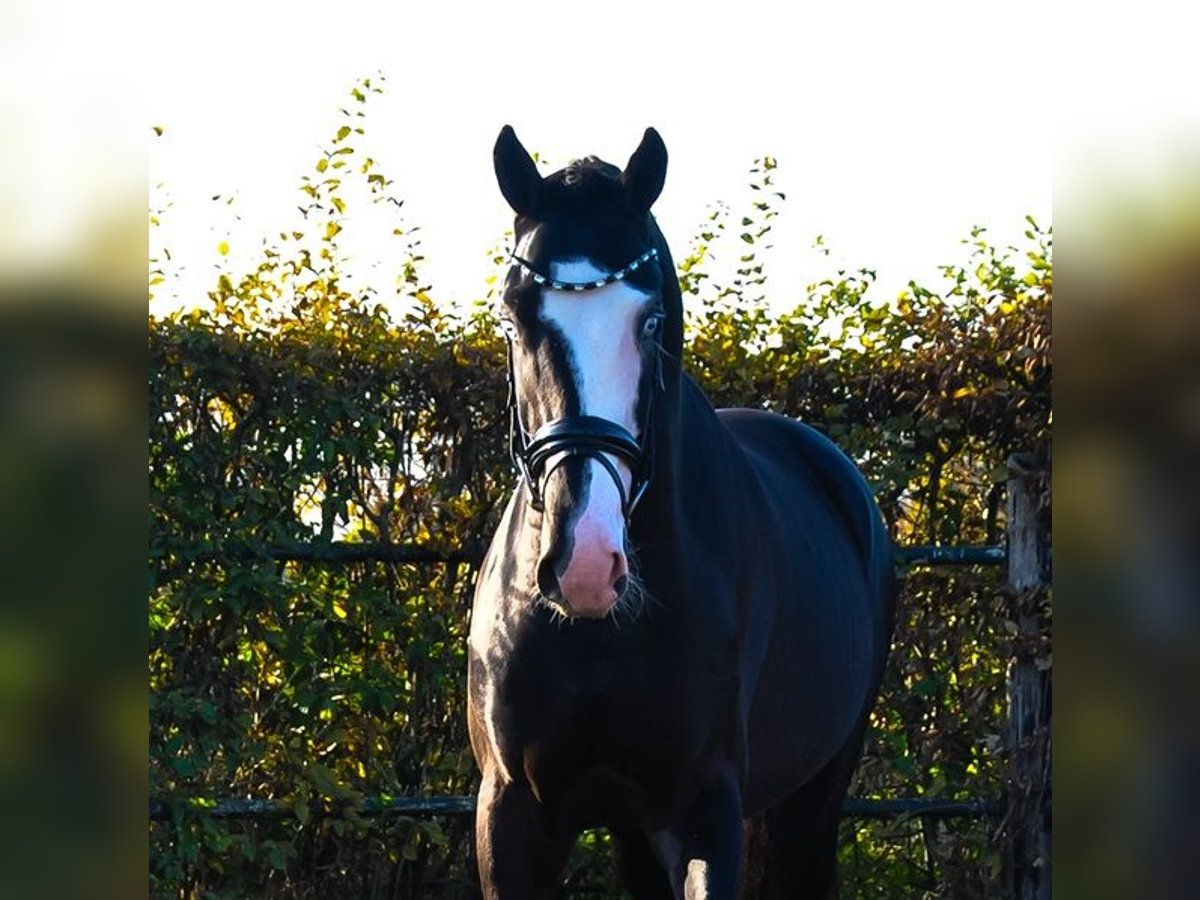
[494,125,543,218]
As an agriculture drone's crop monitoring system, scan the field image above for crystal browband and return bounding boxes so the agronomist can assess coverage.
[509,247,658,291]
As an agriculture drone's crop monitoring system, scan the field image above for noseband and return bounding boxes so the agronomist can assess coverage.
[504,247,664,520]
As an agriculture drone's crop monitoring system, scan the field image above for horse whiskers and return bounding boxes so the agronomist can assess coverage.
[609,540,656,623]
[533,591,571,626]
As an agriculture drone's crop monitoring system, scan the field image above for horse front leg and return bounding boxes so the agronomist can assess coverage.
[655,771,745,899]
[474,771,573,900]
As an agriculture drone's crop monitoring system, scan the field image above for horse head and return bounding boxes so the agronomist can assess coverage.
[493,125,672,619]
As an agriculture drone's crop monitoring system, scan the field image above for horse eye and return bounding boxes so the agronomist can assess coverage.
[642,314,663,338]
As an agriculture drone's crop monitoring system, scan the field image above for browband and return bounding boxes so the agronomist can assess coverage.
[509,247,658,292]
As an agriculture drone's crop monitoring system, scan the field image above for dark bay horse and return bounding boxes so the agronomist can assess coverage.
[467,126,896,899]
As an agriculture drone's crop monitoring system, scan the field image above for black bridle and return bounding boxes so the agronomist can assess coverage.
[504,247,664,520]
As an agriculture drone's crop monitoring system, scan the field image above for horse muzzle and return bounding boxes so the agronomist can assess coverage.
[537,532,628,619]
[534,450,632,619]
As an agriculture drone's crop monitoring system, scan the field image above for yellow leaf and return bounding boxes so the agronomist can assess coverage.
[217,240,230,256]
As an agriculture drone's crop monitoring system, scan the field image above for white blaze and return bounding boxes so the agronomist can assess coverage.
[539,256,650,615]
[541,257,648,431]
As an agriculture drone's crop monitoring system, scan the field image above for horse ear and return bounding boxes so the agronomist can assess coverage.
[494,125,543,217]
[620,127,668,214]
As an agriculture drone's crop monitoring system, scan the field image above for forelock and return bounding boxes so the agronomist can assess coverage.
[562,156,621,185]
[536,157,624,215]
[511,154,655,274]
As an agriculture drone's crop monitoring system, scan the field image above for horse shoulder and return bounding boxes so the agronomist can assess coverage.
[717,410,889,571]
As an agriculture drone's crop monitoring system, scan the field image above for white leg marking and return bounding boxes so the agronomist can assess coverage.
[684,858,710,899]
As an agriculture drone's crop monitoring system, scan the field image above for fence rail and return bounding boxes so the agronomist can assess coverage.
[151,541,1012,828]
[185,542,1006,568]
[149,795,1005,823]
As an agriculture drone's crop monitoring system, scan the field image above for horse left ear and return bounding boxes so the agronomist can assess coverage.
[621,128,668,214]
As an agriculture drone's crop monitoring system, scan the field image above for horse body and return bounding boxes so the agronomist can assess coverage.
[716,403,895,813]
[467,127,895,899]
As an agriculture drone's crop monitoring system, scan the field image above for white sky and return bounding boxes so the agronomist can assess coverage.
[8,2,1199,308]
[145,1,1054,313]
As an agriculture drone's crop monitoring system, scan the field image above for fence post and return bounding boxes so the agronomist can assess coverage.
[1004,453,1051,900]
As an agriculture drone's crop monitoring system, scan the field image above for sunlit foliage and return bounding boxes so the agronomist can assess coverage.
[149,79,1050,898]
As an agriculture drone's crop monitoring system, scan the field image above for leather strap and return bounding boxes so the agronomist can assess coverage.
[524,416,643,516]
[525,417,643,472]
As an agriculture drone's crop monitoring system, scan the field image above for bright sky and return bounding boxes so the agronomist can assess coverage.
[145,2,1055,312]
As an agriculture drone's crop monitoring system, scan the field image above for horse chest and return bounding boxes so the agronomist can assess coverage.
[513,683,714,828]
[477,623,737,813]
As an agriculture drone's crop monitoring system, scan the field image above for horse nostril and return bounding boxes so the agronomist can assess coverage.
[613,574,629,597]
[536,554,564,604]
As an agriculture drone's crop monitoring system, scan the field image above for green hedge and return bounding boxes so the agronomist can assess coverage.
[149,81,1050,899]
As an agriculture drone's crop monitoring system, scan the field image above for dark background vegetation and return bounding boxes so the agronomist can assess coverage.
[148,86,1051,897]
